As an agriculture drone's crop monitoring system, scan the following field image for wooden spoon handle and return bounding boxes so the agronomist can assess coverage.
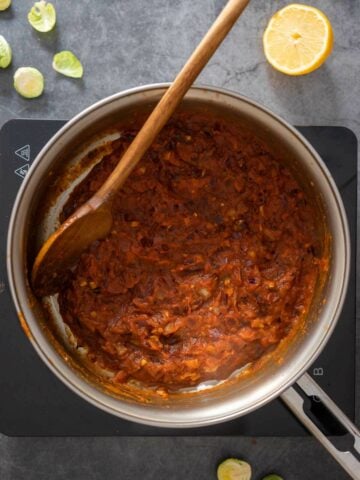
[96,0,250,200]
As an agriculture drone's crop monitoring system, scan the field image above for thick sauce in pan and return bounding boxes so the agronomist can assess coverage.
[58,112,323,389]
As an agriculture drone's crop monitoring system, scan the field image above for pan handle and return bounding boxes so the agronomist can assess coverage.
[281,373,360,479]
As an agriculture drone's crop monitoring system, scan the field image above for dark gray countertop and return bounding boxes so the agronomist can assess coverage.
[0,1,359,479]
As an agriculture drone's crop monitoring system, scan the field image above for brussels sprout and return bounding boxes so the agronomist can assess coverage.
[52,50,83,78]
[0,0,11,11]
[262,475,284,480]
[217,458,252,480]
[28,1,56,32]
[14,67,44,98]
[0,35,11,68]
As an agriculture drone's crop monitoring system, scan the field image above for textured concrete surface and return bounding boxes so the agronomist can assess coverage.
[0,1,359,479]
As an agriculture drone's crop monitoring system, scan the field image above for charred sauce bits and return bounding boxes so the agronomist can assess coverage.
[59,111,323,390]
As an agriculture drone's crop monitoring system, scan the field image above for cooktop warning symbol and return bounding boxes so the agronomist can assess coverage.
[14,164,30,179]
[15,144,30,162]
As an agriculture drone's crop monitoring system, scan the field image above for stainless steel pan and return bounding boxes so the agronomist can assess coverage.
[6,85,360,478]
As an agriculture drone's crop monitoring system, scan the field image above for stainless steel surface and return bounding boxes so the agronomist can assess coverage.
[281,373,360,480]
[6,84,350,428]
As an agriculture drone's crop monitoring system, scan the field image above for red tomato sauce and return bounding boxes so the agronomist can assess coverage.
[58,111,322,389]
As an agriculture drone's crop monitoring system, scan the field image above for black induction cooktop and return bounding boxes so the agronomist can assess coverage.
[0,120,357,436]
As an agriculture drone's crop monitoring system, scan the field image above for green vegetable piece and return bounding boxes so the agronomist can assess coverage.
[217,458,252,480]
[14,67,44,98]
[0,0,11,11]
[0,35,11,68]
[28,1,56,32]
[262,475,284,480]
[52,50,83,78]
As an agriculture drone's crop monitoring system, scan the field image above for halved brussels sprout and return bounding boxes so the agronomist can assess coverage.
[0,35,11,68]
[14,67,44,98]
[262,476,284,480]
[0,0,11,11]
[28,1,56,32]
[52,50,83,78]
[217,458,252,480]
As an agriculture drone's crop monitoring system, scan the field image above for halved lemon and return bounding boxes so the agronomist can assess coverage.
[263,4,333,75]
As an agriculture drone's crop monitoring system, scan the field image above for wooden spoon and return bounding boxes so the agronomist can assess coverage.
[32,0,251,296]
